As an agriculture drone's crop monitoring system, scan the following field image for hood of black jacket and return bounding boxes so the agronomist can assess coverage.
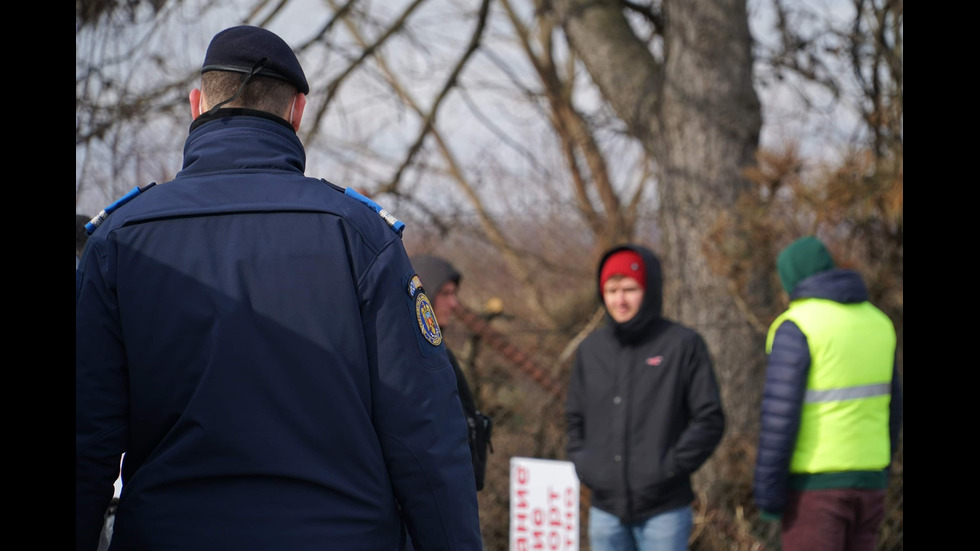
[596,244,664,345]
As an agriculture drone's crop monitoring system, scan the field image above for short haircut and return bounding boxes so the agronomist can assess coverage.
[202,71,297,116]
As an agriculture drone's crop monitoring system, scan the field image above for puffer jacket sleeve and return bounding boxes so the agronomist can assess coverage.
[753,320,810,515]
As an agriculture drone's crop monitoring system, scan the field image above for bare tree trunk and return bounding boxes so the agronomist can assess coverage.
[658,1,769,498]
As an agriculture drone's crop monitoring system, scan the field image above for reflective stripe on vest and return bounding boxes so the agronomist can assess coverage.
[805,382,890,403]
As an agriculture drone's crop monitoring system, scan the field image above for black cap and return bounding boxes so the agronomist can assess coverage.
[201,25,309,95]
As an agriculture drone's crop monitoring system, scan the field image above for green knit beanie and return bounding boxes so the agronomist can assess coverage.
[776,236,836,294]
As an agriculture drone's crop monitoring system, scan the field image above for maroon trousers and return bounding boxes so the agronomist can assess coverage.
[781,489,886,551]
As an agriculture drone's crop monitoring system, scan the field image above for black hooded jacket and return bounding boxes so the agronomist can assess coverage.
[565,245,726,522]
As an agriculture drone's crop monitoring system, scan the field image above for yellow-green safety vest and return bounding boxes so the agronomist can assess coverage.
[767,298,896,474]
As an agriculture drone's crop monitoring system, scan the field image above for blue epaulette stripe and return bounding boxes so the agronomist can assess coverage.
[344,187,406,236]
[85,182,157,235]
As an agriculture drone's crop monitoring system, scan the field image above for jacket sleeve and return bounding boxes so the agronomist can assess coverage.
[362,241,483,550]
[565,348,586,468]
[670,333,725,476]
[76,236,128,551]
[753,320,810,515]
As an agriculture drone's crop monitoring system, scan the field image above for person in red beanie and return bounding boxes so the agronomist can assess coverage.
[565,244,726,551]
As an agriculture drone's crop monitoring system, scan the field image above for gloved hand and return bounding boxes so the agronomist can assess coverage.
[759,510,782,522]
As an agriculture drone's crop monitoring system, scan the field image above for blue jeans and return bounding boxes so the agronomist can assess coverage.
[588,505,692,551]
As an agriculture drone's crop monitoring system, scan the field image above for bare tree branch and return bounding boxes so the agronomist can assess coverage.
[306,0,428,141]
[384,0,492,191]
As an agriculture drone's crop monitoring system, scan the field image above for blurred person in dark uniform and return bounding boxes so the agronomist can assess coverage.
[76,25,482,551]
[411,254,493,493]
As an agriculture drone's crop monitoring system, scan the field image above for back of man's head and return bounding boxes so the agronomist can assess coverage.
[777,236,836,295]
[200,25,308,116]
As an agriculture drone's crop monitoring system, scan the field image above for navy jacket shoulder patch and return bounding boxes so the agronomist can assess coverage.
[408,274,442,346]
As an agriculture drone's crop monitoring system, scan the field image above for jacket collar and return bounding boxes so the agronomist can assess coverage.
[180,111,306,177]
[791,269,869,304]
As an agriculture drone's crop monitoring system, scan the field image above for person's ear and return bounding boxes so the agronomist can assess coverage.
[289,93,306,132]
[190,89,205,120]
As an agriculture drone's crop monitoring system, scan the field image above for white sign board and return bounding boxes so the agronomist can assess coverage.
[510,457,579,551]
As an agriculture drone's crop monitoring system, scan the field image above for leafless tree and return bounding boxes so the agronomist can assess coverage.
[76,1,902,548]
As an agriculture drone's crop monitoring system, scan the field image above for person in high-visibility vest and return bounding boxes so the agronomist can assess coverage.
[753,236,903,551]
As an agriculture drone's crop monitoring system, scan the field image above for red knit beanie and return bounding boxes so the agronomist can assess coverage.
[600,250,646,290]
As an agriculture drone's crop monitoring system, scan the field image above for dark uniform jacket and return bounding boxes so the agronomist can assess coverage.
[75,111,482,550]
[565,245,725,523]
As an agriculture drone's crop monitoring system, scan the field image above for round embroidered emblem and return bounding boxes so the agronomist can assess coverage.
[415,292,443,346]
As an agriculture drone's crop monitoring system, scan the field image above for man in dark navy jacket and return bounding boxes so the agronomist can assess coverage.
[76,25,482,551]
